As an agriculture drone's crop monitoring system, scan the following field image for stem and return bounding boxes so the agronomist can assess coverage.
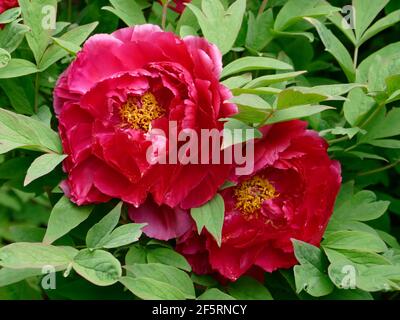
[357,159,400,177]
[353,46,359,69]
[68,0,72,22]
[344,143,359,152]
[161,0,171,30]
[258,0,269,17]
[328,136,349,144]
[34,72,40,113]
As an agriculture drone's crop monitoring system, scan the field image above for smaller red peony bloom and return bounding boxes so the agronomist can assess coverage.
[0,0,19,28]
[157,0,191,14]
[176,120,342,281]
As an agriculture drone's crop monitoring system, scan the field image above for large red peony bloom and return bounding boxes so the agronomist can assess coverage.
[177,120,341,281]
[55,25,236,209]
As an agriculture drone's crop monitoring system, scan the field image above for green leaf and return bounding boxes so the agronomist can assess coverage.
[147,248,191,272]
[296,83,364,97]
[125,244,147,266]
[292,239,334,297]
[274,0,338,31]
[353,0,389,41]
[102,0,146,26]
[39,22,98,71]
[276,88,329,108]
[120,276,186,300]
[99,223,145,249]
[191,194,225,246]
[19,0,58,63]
[306,17,355,82]
[222,73,252,89]
[359,107,400,143]
[0,7,21,24]
[0,107,61,154]
[51,37,81,54]
[125,263,195,299]
[187,0,246,55]
[0,78,34,114]
[245,10,274,51]
[0,59,38,79]
[360,9,400,46]
[198,288,236,300]
[221,56,293,78]
[243,71,306,88]
[0,242,76,269]
[229,94,271,110]
[228,276,273,300]
[72,249,122,286]
[264,105,333,125]
[0,48,11,68]
[322,230,388,253]
[86,203,122,249]
[24,153,67,186]
[328,11,356,45]
[0,22,30,53]
[0,268,42,287]
[44,196,93,244]
[343,88,375,126]
[329,185,389,223]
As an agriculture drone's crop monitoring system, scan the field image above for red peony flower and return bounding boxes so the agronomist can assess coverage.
[0,0,19,29]
[177,120,341,281]
[55,25,236,209]
[157,0,191,14]
[0,0,18,13]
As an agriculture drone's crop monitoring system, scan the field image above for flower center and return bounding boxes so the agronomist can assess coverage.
[234,175,278,218]
[119,92,166,131]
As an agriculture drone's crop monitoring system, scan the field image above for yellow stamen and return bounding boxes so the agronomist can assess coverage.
[119,92,165,131]
[234,175,278,218]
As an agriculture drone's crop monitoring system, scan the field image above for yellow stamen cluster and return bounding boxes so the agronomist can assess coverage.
[234,175,278,218]
[119,92,165,131]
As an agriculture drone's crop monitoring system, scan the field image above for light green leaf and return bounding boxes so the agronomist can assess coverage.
[72,249,122,286]
[39,22,98,71]
[276,88,329,108]
[187,0,246,55]
[353,0,389,41]
[198,288,236,300]
[0,22,30,53]
[102,0,146,26]
[86,203,122,249]
[0,268,42,287]
[0,48,11,68]
[367,139,400,149]
[360,9,400,46]
[243,71,306,88]
[264,105,333,125]
[221,56,293,79]
[0,107,61,154]
[246,10,274,51]
[292,239,334,297]
[51,37,81,54]
[99,223,145,249]
[323,230,388,253]
[126,263,195,299]
[44,196,93,244]
[0,7,21,24]
[306,17,355,82]
[228,276,273,300]
[120,276,186,300]
[343,88,376,126]
[0,59,38,79]
[229,94,271,110]
[24,153,67,186]
[19,0,58,63]
[222,73,252,89]
[147,248,191,272]
[191,194,225,246]
[274,0,338,31]
[125,244,147,266]
[0,242,76,269]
